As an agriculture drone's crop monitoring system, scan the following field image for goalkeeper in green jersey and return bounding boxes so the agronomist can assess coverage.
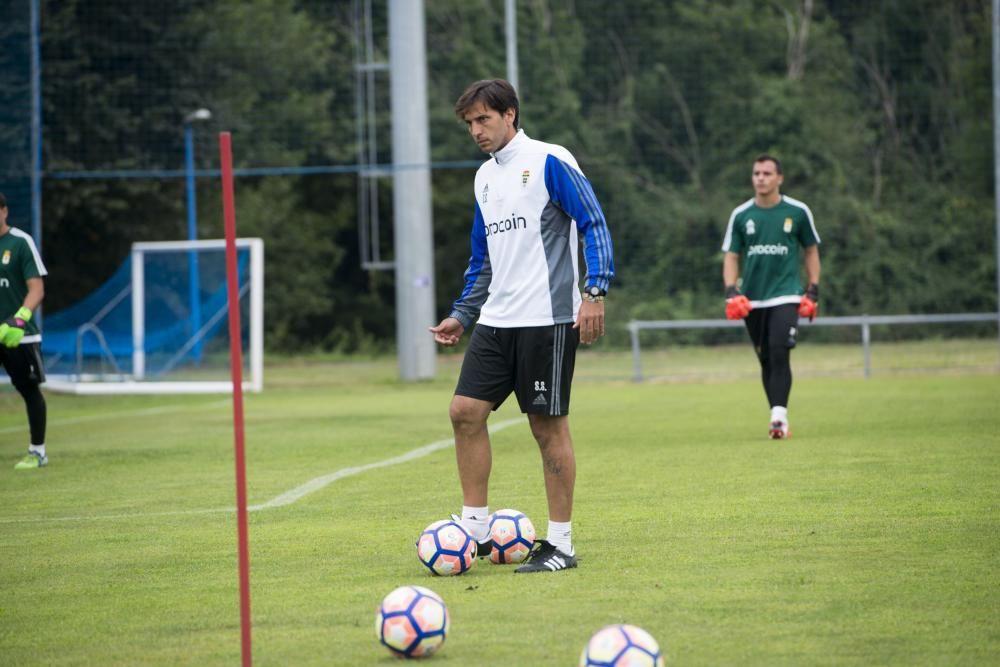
[0,193,49,469]
[720,155,821,439]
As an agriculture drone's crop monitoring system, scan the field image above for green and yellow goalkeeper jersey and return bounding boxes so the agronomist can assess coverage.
[0,225,47,342]
[721,195,820,307]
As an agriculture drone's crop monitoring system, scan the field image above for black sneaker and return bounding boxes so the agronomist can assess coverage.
[514,539,577,573]
[475,540,493,559]
[450,514,492,558]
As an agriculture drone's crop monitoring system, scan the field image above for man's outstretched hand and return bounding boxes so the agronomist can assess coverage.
[429,317,465,346]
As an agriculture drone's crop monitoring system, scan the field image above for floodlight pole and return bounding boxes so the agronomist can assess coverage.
[184,108,212,361]
[993,0,1000,350]
[30,0,42,252]
[29,0,43,331]
[389,0,436,381]
[505,0,518,94]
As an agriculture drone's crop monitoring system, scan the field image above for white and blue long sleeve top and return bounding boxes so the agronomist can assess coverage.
[449,130,615,329]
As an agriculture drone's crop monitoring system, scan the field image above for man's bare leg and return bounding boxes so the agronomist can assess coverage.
[449,395,494,544]
[515,413,578,572]
[528,414,576,521]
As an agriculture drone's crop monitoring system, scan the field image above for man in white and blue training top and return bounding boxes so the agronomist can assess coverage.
[430,79,615,573]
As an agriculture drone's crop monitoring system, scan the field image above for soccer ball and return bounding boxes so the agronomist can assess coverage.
[416,519,476,576]
[376,585,449,658]
[488,508,536,564]
[580,624,665,667]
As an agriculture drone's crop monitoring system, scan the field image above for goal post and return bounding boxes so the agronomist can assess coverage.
[130,238,264,390]
[43,238,264,395]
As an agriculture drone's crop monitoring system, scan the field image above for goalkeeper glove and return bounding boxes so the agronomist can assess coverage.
[0,307,32,348]
[798,283,819,321]
[724,285,752,320]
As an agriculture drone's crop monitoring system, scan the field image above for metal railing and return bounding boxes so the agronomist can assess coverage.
[627,313,1000,382]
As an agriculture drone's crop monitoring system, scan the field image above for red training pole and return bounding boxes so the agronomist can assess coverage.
[219,131,253,667]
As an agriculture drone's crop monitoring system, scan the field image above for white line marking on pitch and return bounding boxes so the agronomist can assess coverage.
[0,417,525,524]
[246,417,523,511]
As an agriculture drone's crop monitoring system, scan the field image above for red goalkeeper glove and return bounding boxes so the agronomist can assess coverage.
[798,283,819,321]
[724,286,752,320]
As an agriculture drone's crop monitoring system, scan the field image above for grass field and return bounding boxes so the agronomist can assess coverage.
[1,342,998,666]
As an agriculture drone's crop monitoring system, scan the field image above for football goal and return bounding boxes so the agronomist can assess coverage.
[41,238,264,394]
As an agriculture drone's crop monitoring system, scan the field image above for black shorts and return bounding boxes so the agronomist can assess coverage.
[744,303,800,352]
[455,323,578,416]
[0,343,46,387]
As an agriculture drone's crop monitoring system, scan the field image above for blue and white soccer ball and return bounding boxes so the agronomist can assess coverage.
[416,519,476,576]
[376,585,449,658]
[488,508,536,564]
[580,624,665,666]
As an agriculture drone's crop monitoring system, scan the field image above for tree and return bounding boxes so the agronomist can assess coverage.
[33,0,995,351]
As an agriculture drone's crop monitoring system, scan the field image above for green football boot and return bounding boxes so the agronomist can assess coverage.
[14,451,48,470]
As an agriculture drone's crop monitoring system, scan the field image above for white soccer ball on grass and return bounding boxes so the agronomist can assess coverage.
[488,508,536,564]
[376,585,449,658]
[580,624,665,666]
[416,518,476,576]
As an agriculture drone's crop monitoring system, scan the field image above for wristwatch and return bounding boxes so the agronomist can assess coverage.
[582,285,606,303]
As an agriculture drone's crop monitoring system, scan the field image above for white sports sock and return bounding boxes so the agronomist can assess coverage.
[771,406,788,423]
[461,506,489,542]
[28,444,46,458]
[547,520,573,555]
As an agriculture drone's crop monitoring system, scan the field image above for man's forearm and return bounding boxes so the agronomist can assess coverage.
[22,278,44,313]
[722,252,740,288]
[803,246,821,287]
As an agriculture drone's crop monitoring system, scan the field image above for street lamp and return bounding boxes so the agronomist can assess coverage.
[183,108,212,361]
[184,108,212,242]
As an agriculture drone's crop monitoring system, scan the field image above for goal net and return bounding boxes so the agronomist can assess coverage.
[41,238,264,394]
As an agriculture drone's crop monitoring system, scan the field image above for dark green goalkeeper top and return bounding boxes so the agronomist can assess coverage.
[0,225,47,342]
[721,195,820,307]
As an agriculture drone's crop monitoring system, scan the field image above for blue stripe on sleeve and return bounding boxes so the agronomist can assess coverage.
[450,202,491,327]
[543,154,615,292]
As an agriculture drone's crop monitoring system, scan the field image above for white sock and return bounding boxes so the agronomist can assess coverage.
[461,506,489,542]
[771,406,788,423]
[29,444,46,458]
[547,520,573,555]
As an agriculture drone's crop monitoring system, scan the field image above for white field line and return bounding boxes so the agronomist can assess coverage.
[0,417,525,524]
[247,417,522,511]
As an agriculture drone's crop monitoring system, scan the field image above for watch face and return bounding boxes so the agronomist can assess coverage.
[588,286,604,297]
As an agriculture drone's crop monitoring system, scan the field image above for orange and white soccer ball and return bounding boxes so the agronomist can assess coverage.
[376,585,449,658]
[416,519,476,576]
[488,508,536,564]
[580,624,665,666]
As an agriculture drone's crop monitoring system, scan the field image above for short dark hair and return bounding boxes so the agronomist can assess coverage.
[0,192,6,209]
[454,79,519,129]
[753,153,783,174]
